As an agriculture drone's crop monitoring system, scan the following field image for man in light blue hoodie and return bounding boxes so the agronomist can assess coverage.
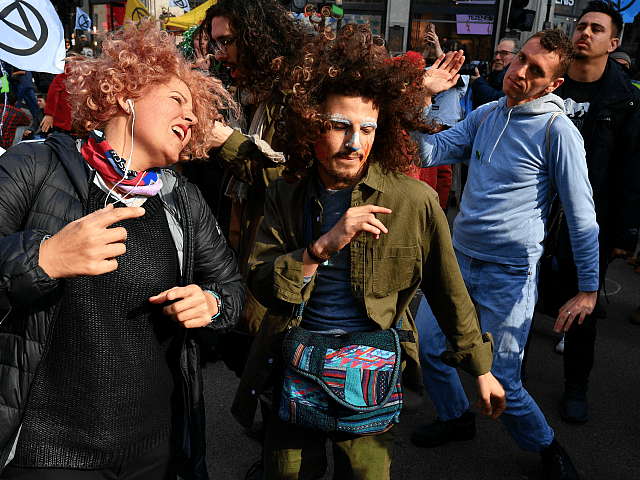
[412,30,599,480]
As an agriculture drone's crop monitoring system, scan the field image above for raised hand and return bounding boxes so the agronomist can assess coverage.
[423,31,443,58]
[422,50,465,96]
[39,203,145,279]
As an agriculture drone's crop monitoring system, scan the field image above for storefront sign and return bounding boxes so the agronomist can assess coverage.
[555,0,575,5]
[456,14,494,35]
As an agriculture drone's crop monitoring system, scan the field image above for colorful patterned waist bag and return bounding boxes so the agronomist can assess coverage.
[279,325,405,435]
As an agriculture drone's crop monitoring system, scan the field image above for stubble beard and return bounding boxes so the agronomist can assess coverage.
[324,159,368,189]
[573,51,589,60]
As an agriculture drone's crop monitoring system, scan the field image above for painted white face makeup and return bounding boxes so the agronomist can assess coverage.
[314,95,379,190]
[343,117,378,152]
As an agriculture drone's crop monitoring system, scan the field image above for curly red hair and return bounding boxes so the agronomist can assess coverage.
[65,18,236,160]
[275,24,432,182]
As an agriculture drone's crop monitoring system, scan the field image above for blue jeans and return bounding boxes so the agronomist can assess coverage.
[15,84,39,117]
[416,249,554,452]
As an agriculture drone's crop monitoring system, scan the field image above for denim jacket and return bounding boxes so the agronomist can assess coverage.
[230,163,494,429]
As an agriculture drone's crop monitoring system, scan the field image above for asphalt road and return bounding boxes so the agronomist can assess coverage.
[202,245,640,480]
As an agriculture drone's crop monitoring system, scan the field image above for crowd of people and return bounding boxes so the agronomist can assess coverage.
[0,1,638,480]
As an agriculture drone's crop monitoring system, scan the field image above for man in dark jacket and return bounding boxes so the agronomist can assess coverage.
[197,0,307,367]
[192,3,309,477]
[470,37,520,109]
[552,0,640,424]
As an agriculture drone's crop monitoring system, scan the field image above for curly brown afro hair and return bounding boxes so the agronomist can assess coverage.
[274,24,433,183]
[202,0,309,103]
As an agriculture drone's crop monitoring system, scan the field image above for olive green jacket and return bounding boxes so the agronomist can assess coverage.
[215,97,285,334]
[231,163,494,429]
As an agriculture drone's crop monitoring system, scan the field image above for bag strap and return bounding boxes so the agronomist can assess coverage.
[540,112,565,262]
[477,104,498,128]
[546,112,561,159]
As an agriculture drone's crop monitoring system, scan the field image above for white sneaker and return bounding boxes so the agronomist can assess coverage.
[555,335,565,354]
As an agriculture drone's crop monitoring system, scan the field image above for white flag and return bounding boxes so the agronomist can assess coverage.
[0,0,65,74]
[170,0,190,12]
[75,6,91,31]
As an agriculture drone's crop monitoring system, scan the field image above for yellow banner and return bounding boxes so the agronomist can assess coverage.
[164,0,216,30]
[124,0,154,22]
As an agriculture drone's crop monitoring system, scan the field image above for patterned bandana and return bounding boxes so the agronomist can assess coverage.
[81,130,163,197]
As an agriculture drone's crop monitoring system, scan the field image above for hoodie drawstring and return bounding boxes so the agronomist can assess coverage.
[485,108,513,163]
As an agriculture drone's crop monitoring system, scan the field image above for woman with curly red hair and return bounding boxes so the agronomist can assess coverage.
[0,19,244,479]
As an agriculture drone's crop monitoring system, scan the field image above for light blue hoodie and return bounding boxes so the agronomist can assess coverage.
[419,94,599,292]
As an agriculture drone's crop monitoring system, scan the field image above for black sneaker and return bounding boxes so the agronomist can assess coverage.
[541,442,580,480]
[561,384,588,423]
[411,410,476,448]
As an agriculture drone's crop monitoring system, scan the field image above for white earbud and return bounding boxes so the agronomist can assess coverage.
[105,98,136,207]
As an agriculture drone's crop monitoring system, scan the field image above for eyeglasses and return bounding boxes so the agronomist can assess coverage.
[494,50,516,58]
[208,36,237,55]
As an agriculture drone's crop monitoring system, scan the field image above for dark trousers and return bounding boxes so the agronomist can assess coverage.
[558,250,609,387]
[1,440,175,480]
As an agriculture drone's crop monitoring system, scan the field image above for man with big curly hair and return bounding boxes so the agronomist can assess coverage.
[199,0,307,374]
[231,25,506,479]
[196,3,309,477]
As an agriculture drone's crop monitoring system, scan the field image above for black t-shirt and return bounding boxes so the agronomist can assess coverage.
[555,76,603,131]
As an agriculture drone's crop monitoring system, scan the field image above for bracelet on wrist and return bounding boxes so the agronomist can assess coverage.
[205,290,222,322]
[307,241,331,264]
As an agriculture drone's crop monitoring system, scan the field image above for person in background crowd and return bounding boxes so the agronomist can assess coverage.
[32,71,56,95]
[178,24,212,74]
[180,2,309,477]
[7,64,39,117]
[550,0,640,425]
[415,29,599,480]
[470,37,520,109]
[0,19,245,479]
[0,91,30,150]
[609,49,632,71]
[232,24,505,479]
[189,4,308,478]
[41,69,72,135]
[418,30,470,210]
[22,94,47,140]
[200,0,307,370]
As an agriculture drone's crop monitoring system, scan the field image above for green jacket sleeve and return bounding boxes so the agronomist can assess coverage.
[216,130,284,194]
[247,181,315,309]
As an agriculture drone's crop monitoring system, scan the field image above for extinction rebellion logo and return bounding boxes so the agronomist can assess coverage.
[0,0,48,56]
